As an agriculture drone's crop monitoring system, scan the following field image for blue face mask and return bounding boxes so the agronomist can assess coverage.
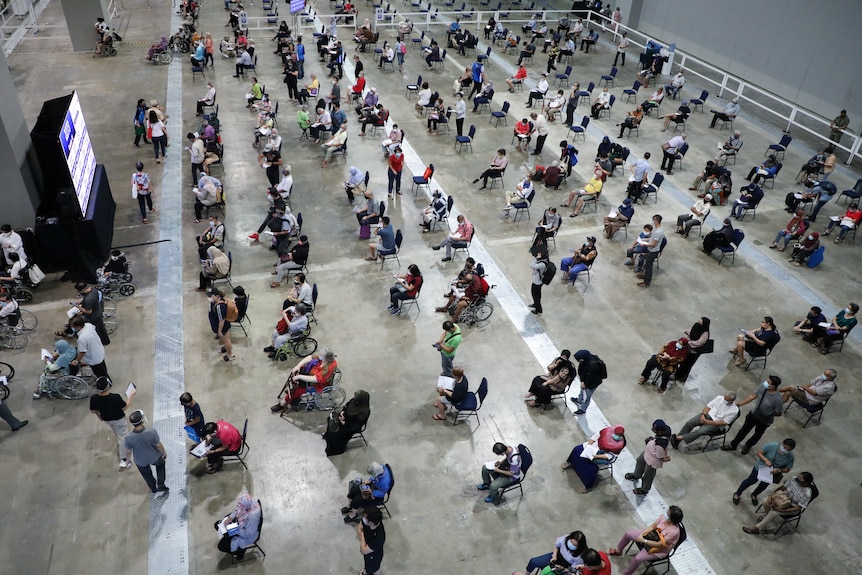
[566,541,577,551]
[611,434,622,441]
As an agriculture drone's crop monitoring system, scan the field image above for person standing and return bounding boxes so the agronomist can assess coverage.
[434,320,462,377]
[635,214,665,288]
[131,161,155,224]
[68,315,111,379]
[529,247,549,314]
[133,98,149,147]
[722,375,784,454]
[147,109,168,164]
[571,350,606,414]
[387,146,404,197]
[454,92,467,136]
[731,439,795,506]
[90,377,136,469]
[0,394,28,432]
[180,392,207,441]
[296,36,305,79]
[125,409,169,494]
[207,288,234,362]
[829,109,849,143]
[186,132,206,184]
[357,507,386,575]
[625,419,671,495]
[67,282,110,345]
[613,31,629,66]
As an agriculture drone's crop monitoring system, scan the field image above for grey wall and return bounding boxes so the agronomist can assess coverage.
[59,0,109,52]
[636,0,862,133]
[0,51,38,228]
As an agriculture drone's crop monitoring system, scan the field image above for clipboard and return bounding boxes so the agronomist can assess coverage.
[756,465,774,483]
[41,348,54,361]
[190,441,209,458]
[125,382,137,399]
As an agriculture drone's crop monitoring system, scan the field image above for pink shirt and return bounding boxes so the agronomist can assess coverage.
[643,437,668,469]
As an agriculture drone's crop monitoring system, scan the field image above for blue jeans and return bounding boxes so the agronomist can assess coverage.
[388,168,402,195]
[577,386,596,410]
[136,457,167,492]
[526,552,554,573]
[734,465,770,498]
[152,135,167,159]
[440,352,454,376]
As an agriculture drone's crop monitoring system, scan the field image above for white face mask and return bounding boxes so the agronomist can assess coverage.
[808,235,814,241]
[675,343,683,350]
[209,221,215,227]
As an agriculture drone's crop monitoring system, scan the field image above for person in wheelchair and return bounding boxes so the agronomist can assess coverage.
[323,389,370,456]
[33,339,78,399]
[264,303,309,359]
[0,290,19,326]
[447,269,485,321]
[147,37,169,61]
[100,249,129,280]
[341,462,393,523]
[270,348,339,412]
[94,31,114,57]
[435,258,477,313]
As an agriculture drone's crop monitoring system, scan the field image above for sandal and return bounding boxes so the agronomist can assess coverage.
[54,330,68,337]
[270,282,280,288]
[633,488,649,495]
[751,495,758,506]
[607,548,621,556]
[624,473,638,481]
[432,413,446,421]
[365,256,377,261]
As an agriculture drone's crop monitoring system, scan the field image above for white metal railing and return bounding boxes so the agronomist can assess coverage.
[584,10,861,166]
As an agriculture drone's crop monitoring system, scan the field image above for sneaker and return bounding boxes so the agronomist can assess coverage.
[119,460,132,469]
[263,346,275,353]
[477,484,490,491]
[441,257,452,262]
[248,233,260,240]
[484,496,496,503]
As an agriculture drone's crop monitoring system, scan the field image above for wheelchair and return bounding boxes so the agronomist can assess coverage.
[1,279,35,303]
[169,35,191,53]
[457,295,494,327]
[273,329,318,361]
[279,368,345,414]
[34,365,94,400]
[95,37,117,57]
[97,268,136,297]
[151,48,173,65]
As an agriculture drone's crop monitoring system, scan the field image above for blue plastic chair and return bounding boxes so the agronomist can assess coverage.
[455,125,475,153]
[490,102,510,127]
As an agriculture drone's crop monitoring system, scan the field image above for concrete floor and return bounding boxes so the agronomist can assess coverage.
[2,1,861,575]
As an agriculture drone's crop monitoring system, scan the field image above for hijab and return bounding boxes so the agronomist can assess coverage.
[688,317,710,342]
[597,136,612,158]
[345,389,371,420]
[234,494,261,528]
[54,339,77,371]
[208,246,230,276]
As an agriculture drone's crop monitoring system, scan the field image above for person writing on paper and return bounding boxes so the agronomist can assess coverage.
[822,202,862,244]
[562,425,626,493]
[201,420,242,474]
[388,264,423,315]
[603,198,635,239]
[215,494,261,560]
[180,392,207,441]
[516,531,589,575]
[90,376,136,469]
[731,439,795,506]
[477,442,522,504]
[341,462,393,523]
[433,366,468,421]
[811,302,858,354]
[34,339,78,398]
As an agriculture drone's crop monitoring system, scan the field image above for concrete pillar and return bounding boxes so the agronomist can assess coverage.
[0,50,39,228]
[58,0,110,52]
[627,0,643,29]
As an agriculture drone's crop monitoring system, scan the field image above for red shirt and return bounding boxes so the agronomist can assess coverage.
[388,153,404,173]
[216,420,242,451]
[583,552,612,575]
[514,67,527,80]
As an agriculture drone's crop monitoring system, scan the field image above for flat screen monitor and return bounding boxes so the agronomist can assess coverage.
[58,92,97,218]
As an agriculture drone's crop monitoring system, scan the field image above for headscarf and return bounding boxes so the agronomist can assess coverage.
[801,231,820,250]
[159,37,168,49]
[345,389,370,419]
[688,317,710,342]
[54,339,77,371]
[347,166,363,186]
[234,494,260,528]
[597,136,612,158]
[208,246,230,276]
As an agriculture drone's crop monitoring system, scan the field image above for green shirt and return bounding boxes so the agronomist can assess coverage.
[441,325,462,357]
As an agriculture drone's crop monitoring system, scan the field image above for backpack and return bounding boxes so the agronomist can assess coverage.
[478,276,490,296]
[540,260,556,285]
[225,299,239,322]
[399,42,407,54]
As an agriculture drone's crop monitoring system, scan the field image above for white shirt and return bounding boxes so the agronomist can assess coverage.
[665,135,686,153]
[6,260,25,280]
[454,99,466,119]
[690,200,711,223]
[705,396,739,430]
[617,37,629,52]
[597,91,611,106]
[201,86,216,104]
[0,298,18,320]
[417,89,433,106]
[671,74,685,88]
[276,174,294,196]
[0,231,26,262]
[535,78,549,95]
[76,323,106,365]
[532,114,549,136]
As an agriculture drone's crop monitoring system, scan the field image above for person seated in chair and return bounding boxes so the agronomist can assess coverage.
[603,198,635,239]
[664,70,685,99]
[770,210,807,251]
[811,303,857,354]
[533,207,562,247]
[525,73,549,108]
[525,350,574,408]
[505,63,528,92]
[562,424,626,492]
[729,316,779,367]
[743,473,814,535]
[561,167,604,217]
[560,237,598,284]
[500,176,533,218]
[471,81,495,112]
[822,202,862,243]
[473,149,509,189]
[745,154,779,184]
[793,306,826,340]
[433,366,469,421]
[670,392,739,450]
[421,190,449,232]
[214,494,261,560]
[607,506,684,568]
[477,442,522,504]
[323,390,371,456]
[446,269,483,321]
[778,370,837,408]
[640,87,664,115]
[709,97,740,128]
[580,28,598,53]
[271,235,309,288]
[659,100,691,132]
[423,40,441,68]
[388,264,423,315]
[618,105,644,138]
[730,182,763,220]
[202,419,242,474]
[270,347,339,410]
[638,338,689,393]
[198,246,230,291]
[590,87,611,119]
[675,194,711,238]
[341,462,393,523]
[517,41,537,66]
[637,54,664,87]
[716,130,743,162]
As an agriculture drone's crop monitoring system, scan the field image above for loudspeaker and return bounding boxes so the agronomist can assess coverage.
[56,188,82,221]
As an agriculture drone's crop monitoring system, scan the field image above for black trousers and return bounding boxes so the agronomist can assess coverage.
[729,411,770,450]
[530,283,543,313]
[456,118,464,136]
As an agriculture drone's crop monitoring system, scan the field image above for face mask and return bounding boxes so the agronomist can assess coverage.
[611,434,622,441]
[209,221,215,227]
[845,308,852,314]
[361,517,370,526]
[675,343,683,350]
[808,235,814,241]
[566,541,578,551]
[111,256,119,261]
[71,327,78,334]
[778,446,787,454]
